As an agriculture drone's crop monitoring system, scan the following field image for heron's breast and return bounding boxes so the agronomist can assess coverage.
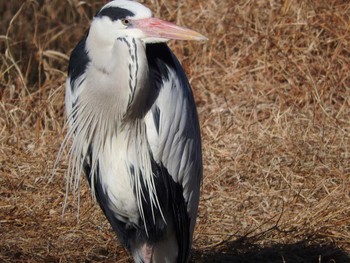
[98,131,139,225]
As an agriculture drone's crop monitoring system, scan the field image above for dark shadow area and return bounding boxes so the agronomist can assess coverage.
[192,237,350,263]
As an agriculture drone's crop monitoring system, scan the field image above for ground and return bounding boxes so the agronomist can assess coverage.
[1,0,349,262]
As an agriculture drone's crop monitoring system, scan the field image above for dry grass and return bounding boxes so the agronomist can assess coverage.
[1,0,350,262]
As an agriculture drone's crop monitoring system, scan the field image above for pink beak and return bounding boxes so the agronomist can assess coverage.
[132,17,207,41]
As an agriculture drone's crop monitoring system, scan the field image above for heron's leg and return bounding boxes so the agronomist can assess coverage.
[140,243,153,263]
[131,243,154,263]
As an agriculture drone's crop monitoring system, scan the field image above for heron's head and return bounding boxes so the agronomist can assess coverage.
[88,0,207,47]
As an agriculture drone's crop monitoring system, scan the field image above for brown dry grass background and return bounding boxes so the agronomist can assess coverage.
[1,0,350,262]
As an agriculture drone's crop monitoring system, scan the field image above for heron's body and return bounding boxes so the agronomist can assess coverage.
[63,1,205,262]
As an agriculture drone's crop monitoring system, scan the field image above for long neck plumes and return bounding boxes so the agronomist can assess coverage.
[64,36,150,202]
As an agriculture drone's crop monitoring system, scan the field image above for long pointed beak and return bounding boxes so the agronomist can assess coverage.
[132,17,208,41]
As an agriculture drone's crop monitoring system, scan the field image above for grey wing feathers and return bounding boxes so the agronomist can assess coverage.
[145,43,202,233]
[66,34,90,120]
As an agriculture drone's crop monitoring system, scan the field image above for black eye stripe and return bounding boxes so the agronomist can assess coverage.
[96,6,134,21]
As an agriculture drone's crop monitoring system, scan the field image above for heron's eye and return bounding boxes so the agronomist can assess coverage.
[121,19,130,26]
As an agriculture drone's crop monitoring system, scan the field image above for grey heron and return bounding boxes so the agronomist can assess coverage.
[63,0,206,262]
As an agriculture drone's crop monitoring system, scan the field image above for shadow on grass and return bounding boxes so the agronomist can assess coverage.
[192,237,350,263]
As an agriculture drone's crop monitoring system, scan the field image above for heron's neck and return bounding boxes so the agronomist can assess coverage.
[83,37,149,123]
